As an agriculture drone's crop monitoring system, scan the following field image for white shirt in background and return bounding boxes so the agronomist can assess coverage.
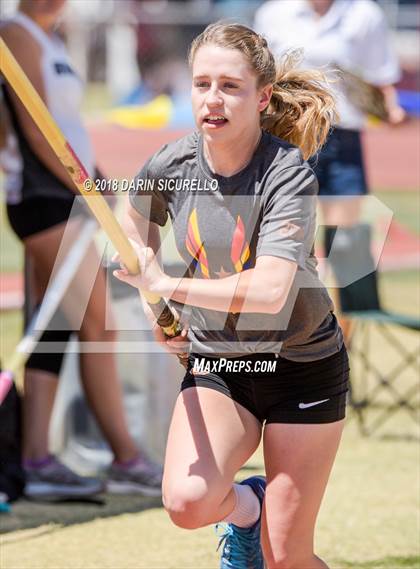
[254,0,401,130]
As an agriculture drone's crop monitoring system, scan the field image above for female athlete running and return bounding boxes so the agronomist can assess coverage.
[116,22,349,569]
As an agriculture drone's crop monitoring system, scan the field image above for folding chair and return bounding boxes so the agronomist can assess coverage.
[325,224,420,436]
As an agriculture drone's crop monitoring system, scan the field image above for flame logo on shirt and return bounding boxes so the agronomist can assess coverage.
[186,209,210,278]
[231,215,251,272]
[185,211,251,277]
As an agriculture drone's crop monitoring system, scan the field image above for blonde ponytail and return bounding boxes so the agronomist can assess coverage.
[261,51,338,159]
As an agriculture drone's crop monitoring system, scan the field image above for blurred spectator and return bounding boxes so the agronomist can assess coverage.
[0,0,161,499]
[129,0,203,102]
[254,0,406,338]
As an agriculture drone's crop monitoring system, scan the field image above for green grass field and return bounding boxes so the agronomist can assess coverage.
[1,413,419,568]
[0,189,419,569]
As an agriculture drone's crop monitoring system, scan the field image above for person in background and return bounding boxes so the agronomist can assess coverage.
[0,0,162,499]
[254,0,406,338]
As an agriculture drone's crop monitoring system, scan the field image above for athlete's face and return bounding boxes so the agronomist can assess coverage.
[191,45,272,144]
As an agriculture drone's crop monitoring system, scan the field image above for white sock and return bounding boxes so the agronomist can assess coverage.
[223,483,261,528]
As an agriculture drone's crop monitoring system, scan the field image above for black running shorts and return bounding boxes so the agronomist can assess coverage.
[7,196,86,240]
[181,345,349,424]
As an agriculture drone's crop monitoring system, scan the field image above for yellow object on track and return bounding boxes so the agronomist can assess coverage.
[107,95,173,129]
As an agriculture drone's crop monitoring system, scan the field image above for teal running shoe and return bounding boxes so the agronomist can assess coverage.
[217,475,266,569]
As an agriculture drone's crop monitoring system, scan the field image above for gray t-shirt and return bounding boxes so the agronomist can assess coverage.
[130,131,343,361]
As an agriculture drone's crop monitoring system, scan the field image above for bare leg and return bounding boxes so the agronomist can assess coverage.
[75,245,138,462]
[22,369,57,461]
[321,197,362,343]
[54,228,138,461]
[163,386,262,529]
[261,421,345,569]
[321,197,362,229]
[22,224,75,462]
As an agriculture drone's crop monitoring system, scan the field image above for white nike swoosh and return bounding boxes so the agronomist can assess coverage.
[299,398,330,409]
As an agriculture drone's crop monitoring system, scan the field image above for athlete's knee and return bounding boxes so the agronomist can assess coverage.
[163,480,215,529]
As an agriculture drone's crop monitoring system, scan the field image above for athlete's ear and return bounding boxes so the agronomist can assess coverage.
[258,84,273,113]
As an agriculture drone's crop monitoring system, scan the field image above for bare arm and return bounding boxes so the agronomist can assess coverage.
[0,24,77,191]
[116,222,298,316]
[157,255,297,315]
[379,84,406,125]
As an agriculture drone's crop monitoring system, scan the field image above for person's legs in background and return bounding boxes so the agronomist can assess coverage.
[321,196,363,342]
[313,127,372,344]
[22,330,70,462]
[21,216,161,496]
[22,326,106,497]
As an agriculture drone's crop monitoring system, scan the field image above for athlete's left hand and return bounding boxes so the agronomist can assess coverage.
[112,241,170,295]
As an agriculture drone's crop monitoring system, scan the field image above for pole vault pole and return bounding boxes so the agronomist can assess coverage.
[0,38,181,336]
[0,38,183,404]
